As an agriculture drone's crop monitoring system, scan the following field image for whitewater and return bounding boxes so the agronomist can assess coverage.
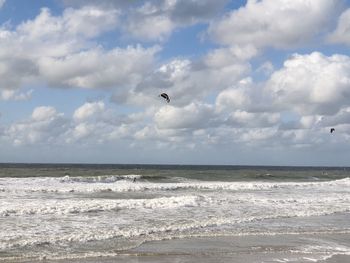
[1,164,350,262]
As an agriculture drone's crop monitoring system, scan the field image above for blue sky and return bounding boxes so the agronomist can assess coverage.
[1,0,350,165]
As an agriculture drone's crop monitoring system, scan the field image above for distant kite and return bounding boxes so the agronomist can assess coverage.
[330,128,335,133]
[159,93,170,103]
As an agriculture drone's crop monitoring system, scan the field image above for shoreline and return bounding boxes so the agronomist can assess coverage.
[20,232,350,263]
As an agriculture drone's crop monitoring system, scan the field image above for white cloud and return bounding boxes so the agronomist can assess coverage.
[3,1,350,164]
[240,127,278,143]
[73,101,105,121]
[0,0,5,9]
[3,102,139,146]
[61,6,119,38]
[63,0,228,42]
[0,2,244,106]
[68,122,95,141]
[0,6,119,59]
[0,56,38,93]
[266,52,350,115]
[317,107,350,130]
[256,61,274,76]
[133,125,193,149]
[0,89,33,101]
[39,45,160,89]
[215,77,271,114]
[0,6,160,96]
[17,6,119,46]
[5,106,67,146]
[0,5,122,94]
[31,106,60,121]
[122,53,250,107]
[122,0,228,41]
[227,111,280,128]
[208,0,338,49]
[328,8,350,45]
[154,102,216,130]
[299,115,319,129]
[204,45,258,67]
[126,10,175,42]
[216,86,251,112]
[158,59,191,81]
[65,101,147,144]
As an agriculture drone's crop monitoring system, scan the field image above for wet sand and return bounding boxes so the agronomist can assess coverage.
[36,232,350,263]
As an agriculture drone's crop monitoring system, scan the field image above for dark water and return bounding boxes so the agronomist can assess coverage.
[1,163,349,181]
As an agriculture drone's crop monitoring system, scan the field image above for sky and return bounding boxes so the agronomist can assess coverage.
[1,0,350,166]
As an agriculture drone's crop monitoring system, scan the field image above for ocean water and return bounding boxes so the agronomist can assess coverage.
[0,164,350,262]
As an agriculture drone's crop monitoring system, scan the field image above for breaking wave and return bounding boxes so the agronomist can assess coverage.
[0,195,202,217]
[0,176,349,194]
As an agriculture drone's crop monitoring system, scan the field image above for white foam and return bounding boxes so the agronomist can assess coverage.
[286,240,350,262]
[0,176,349,194]
[1,176,350,257]
[0,195,202,217]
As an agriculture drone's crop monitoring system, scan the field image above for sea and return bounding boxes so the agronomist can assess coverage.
[0,164,350,262]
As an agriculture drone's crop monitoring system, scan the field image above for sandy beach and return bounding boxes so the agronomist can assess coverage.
[129,234,350,263]
[27,232,350,263]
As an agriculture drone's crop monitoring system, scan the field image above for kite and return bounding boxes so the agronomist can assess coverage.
[159,93,170,103]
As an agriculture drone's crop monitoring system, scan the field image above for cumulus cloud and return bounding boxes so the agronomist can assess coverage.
[39,45,159,89]
[31,106,59,121]
[0,1,235,104]
[328,8,350,45]
[169,0,228,24]
[5,106,67,146]
[319,107,350,127]
[17,6,119,41]
[0,56,38,92]
[204,45,258,66]
[154,102,216,129]
[119,50,250,107]
[0,5,161,100]
[213,78,280,129]
[126,7,174,42]
[226,111,280,128]
[3,6,119,58]
[64,0,228,42]
[3,1,350,163]
[216,85,251,112]
[208,0,338,49]
[0,89,33,101]
[256,61,274,76]
[73,101,105,121]
[0,5,122,94]
[67,105,134,143]
[66,101,151,144]
[124,0,228,41]
[2,102,140,146]
[265,52,350,115]
[239,127,278,144]
[215,77,272,114]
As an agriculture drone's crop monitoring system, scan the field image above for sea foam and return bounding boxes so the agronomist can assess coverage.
[0,176,349,194]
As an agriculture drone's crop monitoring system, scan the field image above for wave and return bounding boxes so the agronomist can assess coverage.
[59,174,143,183]
[0,177,349,194]
[0,195,202,217]
[2,208,350,252]
[2,192,349,218]
[3,229,350,263]
[2,174,349,262]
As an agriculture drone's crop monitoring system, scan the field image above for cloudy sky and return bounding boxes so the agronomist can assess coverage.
[1,0,350,166]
